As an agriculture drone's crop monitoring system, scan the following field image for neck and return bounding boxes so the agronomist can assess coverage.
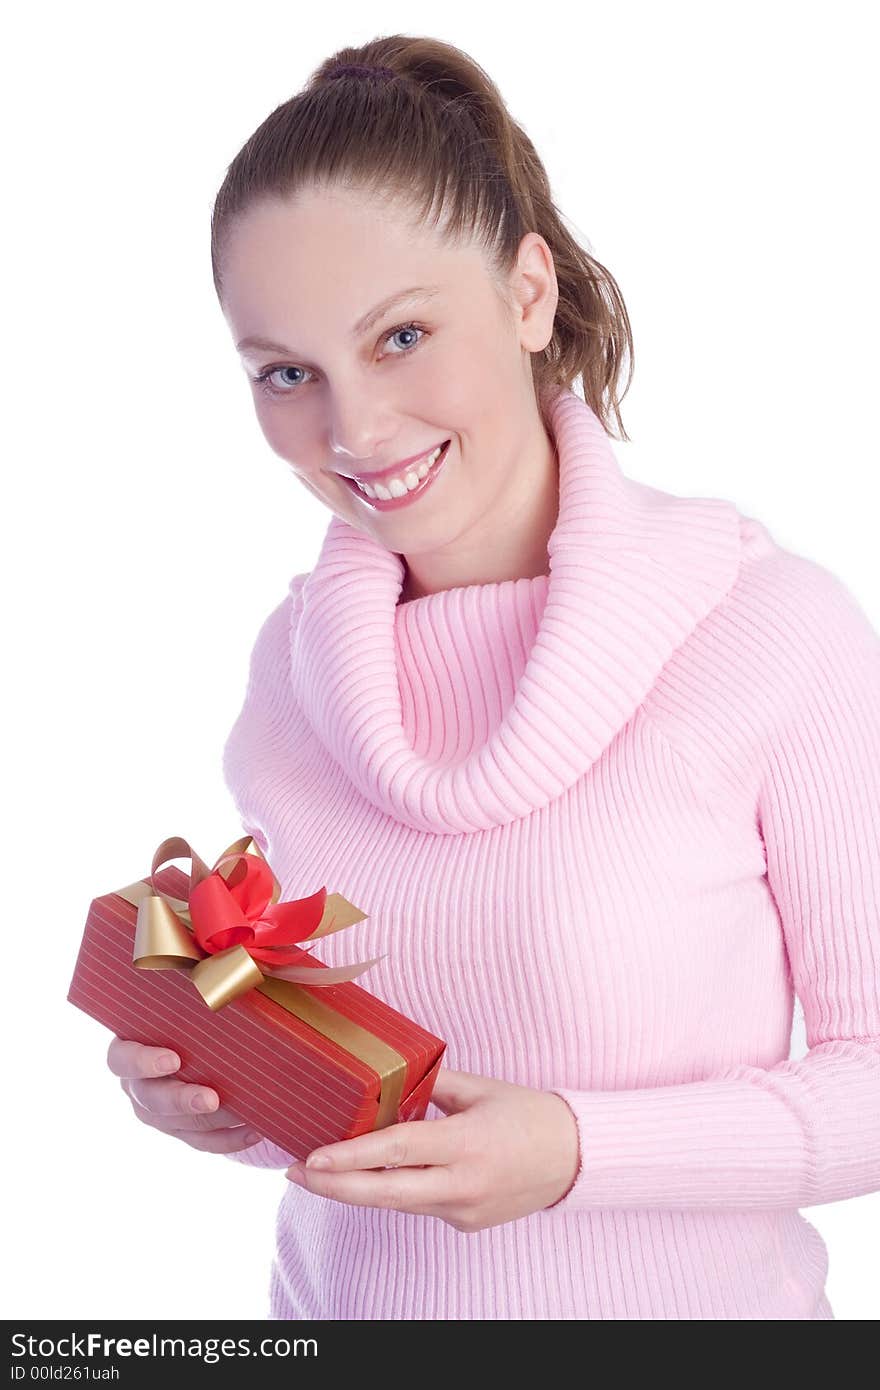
[398,414,560,604]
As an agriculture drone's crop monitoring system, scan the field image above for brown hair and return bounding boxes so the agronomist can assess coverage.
[210,35,634,441]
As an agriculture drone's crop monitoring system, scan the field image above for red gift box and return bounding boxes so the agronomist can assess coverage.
[67,837,446,1160]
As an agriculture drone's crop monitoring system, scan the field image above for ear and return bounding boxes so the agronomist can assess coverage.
[509,231,559,353]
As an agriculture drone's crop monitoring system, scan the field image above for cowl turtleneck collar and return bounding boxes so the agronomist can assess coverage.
[290,386,742,835]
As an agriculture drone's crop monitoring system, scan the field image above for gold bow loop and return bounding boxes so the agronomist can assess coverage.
[116,834,381,1011]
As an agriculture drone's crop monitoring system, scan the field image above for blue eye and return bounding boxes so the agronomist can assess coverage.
[257,364,307,393]
[253,321,427,398]
[386,324,423,353]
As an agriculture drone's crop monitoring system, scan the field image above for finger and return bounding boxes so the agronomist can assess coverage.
[428,1068,487,1114]
[121,1076,248,1130]
[287,1160,457,1215]
[304,1115,462,1175]
[126,1089,258,1144]
[181,1127,267,1155]
[124,1076,229,1121]
[107,1036,180,1080]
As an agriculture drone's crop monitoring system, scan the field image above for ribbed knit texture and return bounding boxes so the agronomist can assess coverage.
[220,385,880,1319]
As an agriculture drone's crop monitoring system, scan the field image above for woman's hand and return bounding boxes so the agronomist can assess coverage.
[107,1036,265,1155]
[285,1068,581,1232]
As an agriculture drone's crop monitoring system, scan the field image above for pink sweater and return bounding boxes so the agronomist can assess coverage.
[221,385,880,1320]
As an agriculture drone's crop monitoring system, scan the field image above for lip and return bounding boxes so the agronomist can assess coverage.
[341,439,451,511]
[340,440,449,484]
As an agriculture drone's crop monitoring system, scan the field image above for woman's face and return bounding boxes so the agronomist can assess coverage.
[219,183,556,559]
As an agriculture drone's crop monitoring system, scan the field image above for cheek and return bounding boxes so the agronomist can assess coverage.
[255,404,296,459]
[424,343,503,422]
[255,404,328,488]
[409,360,471,425]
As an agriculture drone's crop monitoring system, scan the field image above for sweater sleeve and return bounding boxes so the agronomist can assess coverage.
[218,580,307,1173]
[546,552,880,1212]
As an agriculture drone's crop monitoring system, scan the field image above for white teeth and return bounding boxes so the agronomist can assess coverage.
[352,442,447,501]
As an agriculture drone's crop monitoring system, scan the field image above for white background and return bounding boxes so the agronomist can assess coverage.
[4,0,877,1321]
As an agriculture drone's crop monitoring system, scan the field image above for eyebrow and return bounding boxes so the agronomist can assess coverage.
[236,285,442,357]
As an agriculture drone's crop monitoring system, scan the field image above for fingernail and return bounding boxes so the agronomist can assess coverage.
[306,1152,331,1169]
[156,1053,180,1073]
[244,1132,263,1145]
[192,1092,216,1112]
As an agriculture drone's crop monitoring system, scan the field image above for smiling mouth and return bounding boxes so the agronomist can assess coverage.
[341,439,451,508]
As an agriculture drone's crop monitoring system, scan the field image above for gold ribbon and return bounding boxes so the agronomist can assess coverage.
[113,834,407,1130]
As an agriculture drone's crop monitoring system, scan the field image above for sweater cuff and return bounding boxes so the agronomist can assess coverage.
[544,1073,808,1212]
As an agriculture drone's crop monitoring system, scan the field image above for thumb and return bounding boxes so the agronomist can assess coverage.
[428,1067,489,1115]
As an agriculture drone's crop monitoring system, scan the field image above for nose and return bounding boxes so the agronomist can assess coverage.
[327,388,391,464]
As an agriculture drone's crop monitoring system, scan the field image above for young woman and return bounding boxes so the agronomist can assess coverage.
[107,34,880,1320]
